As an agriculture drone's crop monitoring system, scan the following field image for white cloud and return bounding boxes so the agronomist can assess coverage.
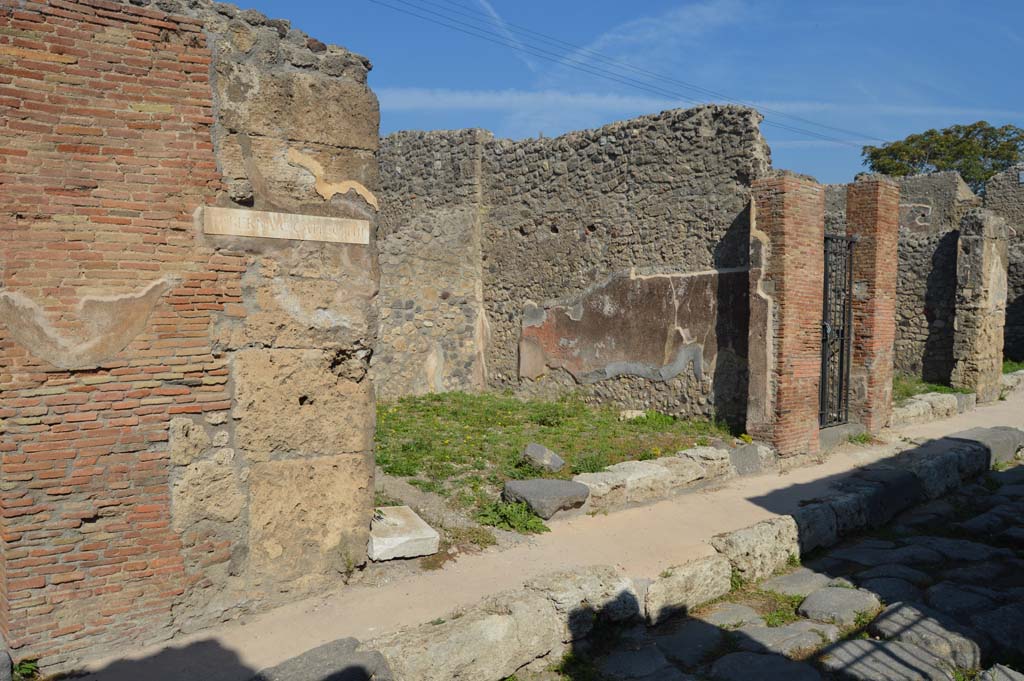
[377,87,682,113]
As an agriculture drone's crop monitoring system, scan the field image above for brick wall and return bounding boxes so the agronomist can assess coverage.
[0,0,227,666]
[846,176,899,431]
[748,174,824,457]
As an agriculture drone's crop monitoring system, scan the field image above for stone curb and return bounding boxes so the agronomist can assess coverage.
[890,391,976,428]
[360,427,1024,680]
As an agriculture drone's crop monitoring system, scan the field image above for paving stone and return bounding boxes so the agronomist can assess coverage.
[903,535,1015,562]
[735,620,839,656]
[818,639,954,680]
[998,526,1024,548]
[252,638,393,681]
[797,587,881,626]
[655,618,723,668]
[859,577,922,604]
[869,602,983,669]
[709,652,821,681]
[828,544,943,567]
[367,506,440,561]
[696,602,764,629]
[942,562,1006,584]
[503,479,589,519]
[926,582,998,618]
[522,443,565,473]
[856,563,933,587]
[599,644,675,680]
[999,484,1024,498]
[971,603,1024,658]
[980,664,1024,681]
[760,567,831,597]
[957,509,1010,534]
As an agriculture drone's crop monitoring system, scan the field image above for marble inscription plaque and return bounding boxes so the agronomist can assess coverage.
[202,207,370,245]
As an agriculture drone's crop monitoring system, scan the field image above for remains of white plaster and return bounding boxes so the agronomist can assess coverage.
[0,277,176,369]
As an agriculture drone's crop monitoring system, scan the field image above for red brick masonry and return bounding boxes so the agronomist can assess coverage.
[0,0,236,667]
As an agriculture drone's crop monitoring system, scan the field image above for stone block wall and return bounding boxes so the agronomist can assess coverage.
[951,210,1009,402]
[377,106,771,424]
[826,172,981,381]
[0,0,378,671]
[985,164,1024,361]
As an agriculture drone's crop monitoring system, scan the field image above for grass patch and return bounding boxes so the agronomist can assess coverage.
[376,392,731,516]
[848,432,873,445]
[893,375,971,405]
[475,501,550,534]
[13,660,39,681]
[446,525,498,548]
[373,490,403,507]
[1004,359,1024,374]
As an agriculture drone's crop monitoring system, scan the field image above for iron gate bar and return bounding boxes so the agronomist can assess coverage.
[820,234,856,428]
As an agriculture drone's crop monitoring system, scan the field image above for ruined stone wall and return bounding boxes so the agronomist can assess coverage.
[0,0,378,671]
[376,129,489,398]
[951,209,1009,402]
[985,164,1024,361]
[826,172,981,381]
[378,106,770,425]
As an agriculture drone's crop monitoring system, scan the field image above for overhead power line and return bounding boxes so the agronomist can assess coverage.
[422,0,887,144]
[369,0,881,148]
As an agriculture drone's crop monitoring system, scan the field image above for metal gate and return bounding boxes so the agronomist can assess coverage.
[820,235,855,428]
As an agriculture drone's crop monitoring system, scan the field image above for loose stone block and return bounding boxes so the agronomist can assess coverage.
[522,443,565,472]
[368,506,440,561]
[503,479,589,519]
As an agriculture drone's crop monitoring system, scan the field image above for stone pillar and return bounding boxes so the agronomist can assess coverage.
[846,176,900,432]
[747,173,825,457]
[951,209,1009,402]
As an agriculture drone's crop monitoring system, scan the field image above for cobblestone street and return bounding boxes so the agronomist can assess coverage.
[571,464,1024,681]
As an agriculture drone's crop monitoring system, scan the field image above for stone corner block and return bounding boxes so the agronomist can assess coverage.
[710,516,799,583]
[249,454,373,582]
[644,554,731,626]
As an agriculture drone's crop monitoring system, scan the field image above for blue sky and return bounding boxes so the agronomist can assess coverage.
[245,0,1022,183]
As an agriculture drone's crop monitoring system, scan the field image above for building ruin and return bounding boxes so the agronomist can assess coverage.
[0,0,1020,673]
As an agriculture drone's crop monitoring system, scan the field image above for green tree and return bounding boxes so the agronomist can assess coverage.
[862,121,1024,193]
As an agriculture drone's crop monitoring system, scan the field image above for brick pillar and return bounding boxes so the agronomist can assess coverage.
[747,173,824,457]
[846,176,900,432]
[951,209,1010,402]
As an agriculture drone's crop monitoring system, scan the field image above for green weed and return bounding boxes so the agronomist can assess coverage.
[13,660,39,681]
[1004,359,1024,374]
[893,374,971,405]
[848,432,873,445]
[375,392,730,513]
[475,501,550,534]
